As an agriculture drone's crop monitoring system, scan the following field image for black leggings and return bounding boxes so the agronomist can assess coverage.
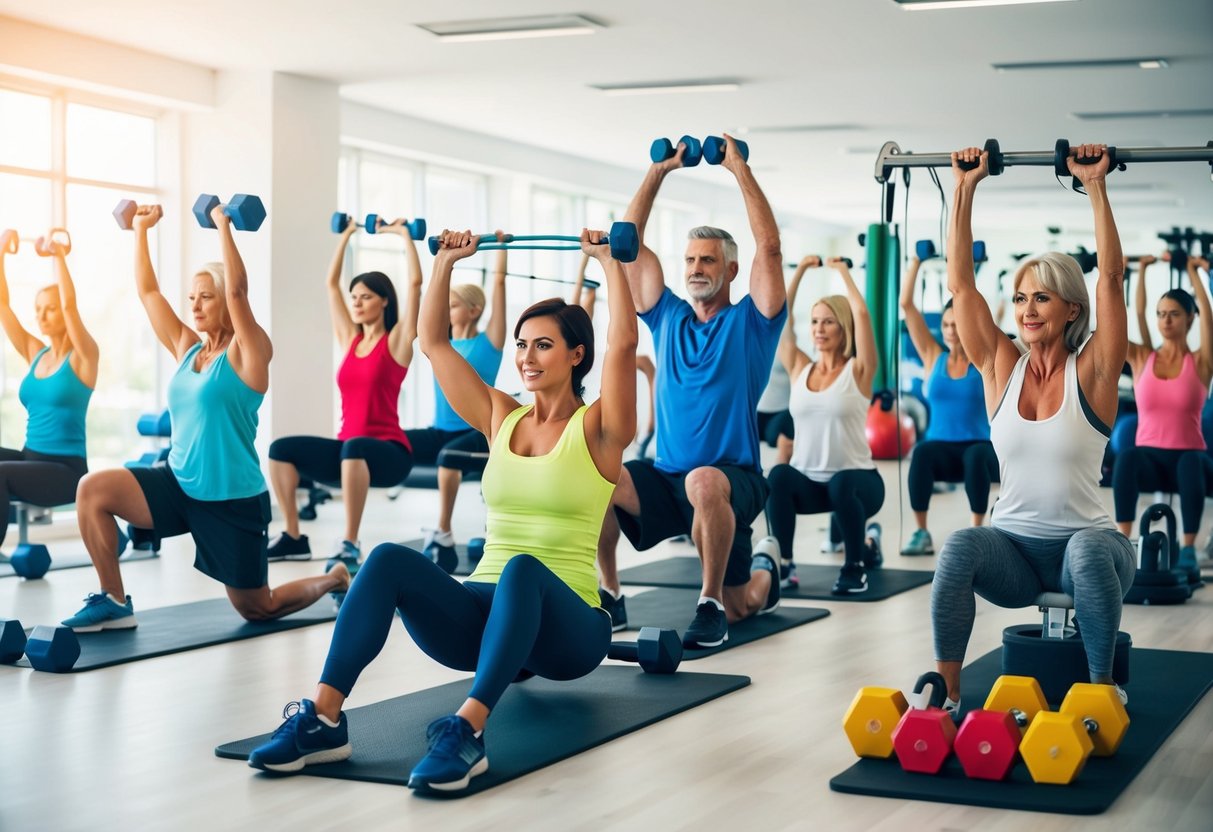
[1112,445,1213,534]
[0,446,88,548]
[403,428,490,474]
[907,440,999,515]
[766,465,885,568]
[267,435,413,488]
[320,544,611,710]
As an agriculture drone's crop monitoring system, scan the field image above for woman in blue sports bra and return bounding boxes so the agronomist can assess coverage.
[0,228,96,549]
[62,202,348,632]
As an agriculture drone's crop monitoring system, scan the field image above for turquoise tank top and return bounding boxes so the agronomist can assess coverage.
[433,332,502,431]
[167,342,265,500]
[18,347,92,458]
[469,405,617,607]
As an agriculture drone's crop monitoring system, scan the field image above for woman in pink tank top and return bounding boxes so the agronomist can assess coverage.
[1113,254,1213,568]
[265,217,422,570]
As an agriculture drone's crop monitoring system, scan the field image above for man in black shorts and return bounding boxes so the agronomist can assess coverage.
[597,135,787,649]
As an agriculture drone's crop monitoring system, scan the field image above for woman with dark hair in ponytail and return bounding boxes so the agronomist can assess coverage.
[246,227,638,795]
[1113,254,1213,570]
[265,217,422,572]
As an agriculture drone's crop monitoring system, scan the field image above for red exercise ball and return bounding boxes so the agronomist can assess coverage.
[866,400,917,460]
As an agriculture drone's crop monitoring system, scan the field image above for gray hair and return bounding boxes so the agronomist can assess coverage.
[687,226,738,266]
[1014,252,1089,353]
[195,261,227,297]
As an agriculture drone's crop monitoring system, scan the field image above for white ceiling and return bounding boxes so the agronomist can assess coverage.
[5,0,1212,237]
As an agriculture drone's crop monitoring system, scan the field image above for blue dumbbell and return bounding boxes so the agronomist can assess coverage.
[703,136,749,165]
[468,537,486,563]
[11,542,50,579]
[193,193,267,232]
[0,619,27,664]
[24,625,80,672]
[364,214,427,240]
[650,135,702,167]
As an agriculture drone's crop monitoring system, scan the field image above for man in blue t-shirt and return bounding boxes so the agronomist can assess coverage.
[597,134,788,650]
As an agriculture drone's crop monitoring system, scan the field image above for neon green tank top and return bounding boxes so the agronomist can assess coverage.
[468,404,617,607]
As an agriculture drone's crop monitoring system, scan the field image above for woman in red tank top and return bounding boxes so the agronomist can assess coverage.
[1113,254,1213,567]
[265,218,422,570]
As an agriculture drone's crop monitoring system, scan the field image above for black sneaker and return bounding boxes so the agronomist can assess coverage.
[832,566,869,596]
[683,601,728,649]
[751,553,780,615]
[267,532,312,562]
[864,523,883,569]
[425,541,459,574]
[598,588,628,632]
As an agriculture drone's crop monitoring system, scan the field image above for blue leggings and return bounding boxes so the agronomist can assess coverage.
[319,544,612,710]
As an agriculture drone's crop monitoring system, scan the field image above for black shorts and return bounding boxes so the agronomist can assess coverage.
[404,428,490,474]
[130,465,270,590]
[616,459,769,587]
[756,410,794,448]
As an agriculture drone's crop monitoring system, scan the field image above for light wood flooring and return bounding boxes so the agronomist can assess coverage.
[2,459,1211,831]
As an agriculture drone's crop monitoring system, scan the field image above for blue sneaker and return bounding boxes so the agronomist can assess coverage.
[247,699,352,773]
[325,540,361,577]
[62,591,138,633]
[407,715,488,793]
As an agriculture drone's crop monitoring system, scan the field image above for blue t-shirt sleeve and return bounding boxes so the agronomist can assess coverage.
[638,288,685,339]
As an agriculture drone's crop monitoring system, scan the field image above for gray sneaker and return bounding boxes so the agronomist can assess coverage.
[901,528,934,556]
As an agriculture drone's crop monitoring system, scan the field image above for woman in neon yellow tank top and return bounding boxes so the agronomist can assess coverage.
[247,227,638,795]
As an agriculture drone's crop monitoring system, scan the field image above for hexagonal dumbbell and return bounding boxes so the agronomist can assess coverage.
[1020,684,1129,784]
[0,619,28,664]
[193,193,267,232]
[953,674,1049,781]
[842,686,908,759]
[890,671,957,774]
[23,625,81,672]
[607,627,682,674]
[467,537,485,563]
[113,199,138,230]
[650,135,703,167]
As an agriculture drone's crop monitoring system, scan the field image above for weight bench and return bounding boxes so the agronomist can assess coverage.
[1001,591,1131,703]
[124,409,171,469]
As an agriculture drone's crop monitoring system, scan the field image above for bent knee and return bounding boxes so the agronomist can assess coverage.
[232,599,275,621]
[684,466,729,505]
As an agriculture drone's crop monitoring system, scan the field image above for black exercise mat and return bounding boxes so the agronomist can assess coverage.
[13,597,338,672]
[0,548,158,579]
[216,666,750,796]
[398,538,479,577]
[624,588,829,658]
[829,647,1213,815]
[617,556,933,601]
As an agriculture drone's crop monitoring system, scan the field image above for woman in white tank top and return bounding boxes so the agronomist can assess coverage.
[761,256,885,596]
[930,145,1136,712]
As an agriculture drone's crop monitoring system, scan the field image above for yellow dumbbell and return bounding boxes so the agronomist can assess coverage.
[1020,683,1130,785]
[842,686,909,759]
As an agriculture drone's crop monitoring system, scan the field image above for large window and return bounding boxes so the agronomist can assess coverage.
[0,83,160,468]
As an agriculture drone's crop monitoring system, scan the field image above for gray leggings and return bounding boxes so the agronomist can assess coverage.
[931,526,1135,678]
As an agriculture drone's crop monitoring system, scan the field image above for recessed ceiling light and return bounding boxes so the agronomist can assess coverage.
[590,80,740,96]
[1072,108,1213,120]
[418,14,603,43]
[993,57,1170,71]
[894,0,1077,9]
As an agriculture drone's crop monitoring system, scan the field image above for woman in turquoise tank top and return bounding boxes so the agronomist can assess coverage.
[246,227,638,795]
[0,229,97,548]
[62,202,349,633]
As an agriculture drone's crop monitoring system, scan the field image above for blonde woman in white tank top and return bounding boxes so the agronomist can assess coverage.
[761,255,886,596]
[930,145,1136,713]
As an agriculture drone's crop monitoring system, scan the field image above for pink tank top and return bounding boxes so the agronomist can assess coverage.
[1134,352,1207,450]
[336,333,410,448]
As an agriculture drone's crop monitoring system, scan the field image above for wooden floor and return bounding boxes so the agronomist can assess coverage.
[2,459,1211,831]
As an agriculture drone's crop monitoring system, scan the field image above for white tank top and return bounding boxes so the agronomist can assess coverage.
[989,347,1113,537]
[789,359,875,483]
[757,359,791,413]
